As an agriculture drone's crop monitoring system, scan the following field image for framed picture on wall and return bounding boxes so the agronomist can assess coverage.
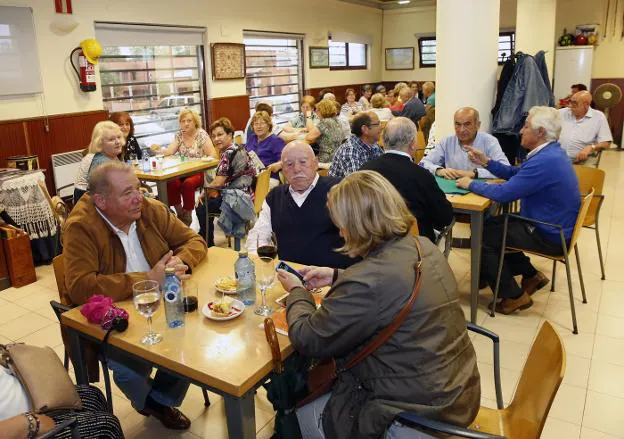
[309,46,329,69]
[211,43,246,80]
[385,47,415,70]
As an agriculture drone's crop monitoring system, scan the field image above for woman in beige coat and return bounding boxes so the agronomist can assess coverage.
[277,171,481,439]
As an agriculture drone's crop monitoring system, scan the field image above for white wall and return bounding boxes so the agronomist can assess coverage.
[0,0,382,120]
[381,0,518,82]
[555,0,624,79]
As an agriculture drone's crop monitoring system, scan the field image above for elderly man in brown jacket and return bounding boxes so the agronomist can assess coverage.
[63,161,206,431]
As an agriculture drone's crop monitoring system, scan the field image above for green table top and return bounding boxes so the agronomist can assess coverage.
[435,176,470,195]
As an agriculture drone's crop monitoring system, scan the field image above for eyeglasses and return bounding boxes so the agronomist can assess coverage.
[368,123,380,127]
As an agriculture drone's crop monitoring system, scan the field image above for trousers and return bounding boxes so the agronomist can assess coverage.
[107,350,190,411]
[195,196,222,246]
[166,173,203,210]
[481,216,562,298]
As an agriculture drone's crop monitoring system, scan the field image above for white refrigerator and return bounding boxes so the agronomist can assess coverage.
[553,46,594,101]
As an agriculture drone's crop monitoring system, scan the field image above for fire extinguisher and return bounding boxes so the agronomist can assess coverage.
[70,39,102,93]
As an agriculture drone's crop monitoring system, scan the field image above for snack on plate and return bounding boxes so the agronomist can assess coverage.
[216,277,238,292]
[212,300,233,317]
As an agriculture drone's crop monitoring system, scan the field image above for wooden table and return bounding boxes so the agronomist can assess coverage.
[61,247,294,439]
[445,191,492,324]
[135,157,219,206]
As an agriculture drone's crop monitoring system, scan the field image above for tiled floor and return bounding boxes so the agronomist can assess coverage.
[2,151,624,438]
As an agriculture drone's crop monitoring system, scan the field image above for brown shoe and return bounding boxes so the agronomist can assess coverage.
[522,272,549,296]
[490,292,533,315]
[139,406,191,430]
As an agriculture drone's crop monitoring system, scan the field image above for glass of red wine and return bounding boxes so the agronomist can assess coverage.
[256,233,277,260]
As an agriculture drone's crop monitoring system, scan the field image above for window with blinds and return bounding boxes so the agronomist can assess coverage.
[244,33,303,127]
[96,23,206,148]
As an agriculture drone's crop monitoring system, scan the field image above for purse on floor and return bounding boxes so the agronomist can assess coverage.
[0,343,82,413]
[295,237,424,408]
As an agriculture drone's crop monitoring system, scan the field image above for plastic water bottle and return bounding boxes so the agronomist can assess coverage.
[163,267,185,328]
[142,157,150,172]
[235,251,256,306]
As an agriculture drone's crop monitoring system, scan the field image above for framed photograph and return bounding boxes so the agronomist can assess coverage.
[385,47,415,70]
[211,43,246,80]
[309,46,329,69]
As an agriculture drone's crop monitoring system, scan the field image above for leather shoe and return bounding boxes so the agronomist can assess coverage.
[138,406,191,430]
[488,292,533,315]
[521,272,549,296]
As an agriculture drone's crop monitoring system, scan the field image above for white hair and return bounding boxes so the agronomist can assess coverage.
[383,117,417,152]
[527,106,561,141]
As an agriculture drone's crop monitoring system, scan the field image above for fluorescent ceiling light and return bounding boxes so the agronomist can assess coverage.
[398,0,411,4]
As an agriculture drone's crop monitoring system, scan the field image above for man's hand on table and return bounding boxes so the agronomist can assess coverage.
[147,251,189,285]
[456,177,474,190]
[436,168,473,180]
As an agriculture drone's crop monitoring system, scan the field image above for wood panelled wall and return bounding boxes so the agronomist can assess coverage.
[591,78,624,147]
[0,110,109,195]
[207,95,250,132]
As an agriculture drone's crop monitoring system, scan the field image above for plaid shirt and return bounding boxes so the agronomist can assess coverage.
[329,135,383,178]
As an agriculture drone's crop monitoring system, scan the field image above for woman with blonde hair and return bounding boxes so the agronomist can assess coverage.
[152,109,216,225]
[369,93,394,121]
[277,170,480,439]
[313,99,350,162]
[73,121,123,203]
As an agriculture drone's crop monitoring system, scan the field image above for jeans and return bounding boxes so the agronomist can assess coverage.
[481,216,563,299]
[296,393,435,439]
[195,196,222,246]
[107,351,190,411]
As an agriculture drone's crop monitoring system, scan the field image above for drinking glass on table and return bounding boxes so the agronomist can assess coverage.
[133,280,163,345]
[254,257,275,316]
[256,233,278,260]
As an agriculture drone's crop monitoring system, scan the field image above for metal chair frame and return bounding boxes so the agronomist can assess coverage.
[491,190,594,334]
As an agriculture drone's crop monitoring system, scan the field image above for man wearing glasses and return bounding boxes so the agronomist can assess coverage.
[559,91,612,165]
[420,107,509,179]
[329,112,383,179]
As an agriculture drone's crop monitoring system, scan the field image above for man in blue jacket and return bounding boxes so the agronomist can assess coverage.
[457,106,580,314]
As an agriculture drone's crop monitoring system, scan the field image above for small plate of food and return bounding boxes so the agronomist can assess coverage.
[215,276,239,294]
[202,298,244,321]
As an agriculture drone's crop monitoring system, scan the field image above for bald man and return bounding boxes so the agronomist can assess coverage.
[420,107,509,179]
[559,91,612,164]
[247,141,357,269]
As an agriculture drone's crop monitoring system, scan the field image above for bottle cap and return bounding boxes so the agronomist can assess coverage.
[238,250,248,257]
[165,267,176,275]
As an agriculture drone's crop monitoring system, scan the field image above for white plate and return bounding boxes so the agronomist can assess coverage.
[202,299,245,321]
[215,277,239,295]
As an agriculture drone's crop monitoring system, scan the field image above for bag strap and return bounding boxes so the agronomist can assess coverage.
[342,237,424,372]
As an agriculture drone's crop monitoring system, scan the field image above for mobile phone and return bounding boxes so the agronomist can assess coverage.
[276,261,305,283]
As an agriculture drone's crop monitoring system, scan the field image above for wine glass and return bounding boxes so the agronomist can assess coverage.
[254,256,275,316]
[133,280,163,345]
[256,233,278,260]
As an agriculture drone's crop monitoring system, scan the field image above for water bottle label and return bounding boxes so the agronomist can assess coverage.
[164,285,180,303]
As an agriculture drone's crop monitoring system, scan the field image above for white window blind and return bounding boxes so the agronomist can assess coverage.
[0,6,42,96]
[95,22,205,47]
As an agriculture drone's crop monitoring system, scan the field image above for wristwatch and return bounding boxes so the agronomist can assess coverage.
[590,144,596,152]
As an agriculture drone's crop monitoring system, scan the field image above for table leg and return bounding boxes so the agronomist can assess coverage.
[224,392,256,439]
[469,211,484,324]
[66,326,89,385]
[156,181,169,206]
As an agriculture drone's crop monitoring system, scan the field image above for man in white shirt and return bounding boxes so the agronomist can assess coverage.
[559,91,612,165]
[248,141,356,269]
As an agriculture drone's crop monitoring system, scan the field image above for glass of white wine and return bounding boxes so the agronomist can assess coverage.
[133,280,163,345]
[254,256,275,316]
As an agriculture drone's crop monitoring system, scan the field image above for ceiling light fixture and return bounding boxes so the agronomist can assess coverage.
[398,0,411,4]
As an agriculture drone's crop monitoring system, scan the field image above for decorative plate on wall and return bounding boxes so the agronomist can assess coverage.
[211,43,246,80]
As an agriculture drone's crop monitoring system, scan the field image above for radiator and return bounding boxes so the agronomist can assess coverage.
[50,150,83,198]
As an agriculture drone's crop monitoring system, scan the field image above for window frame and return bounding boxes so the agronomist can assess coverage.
[417,31,515,68]
[98,44,207,148]
[328,41,368,71]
